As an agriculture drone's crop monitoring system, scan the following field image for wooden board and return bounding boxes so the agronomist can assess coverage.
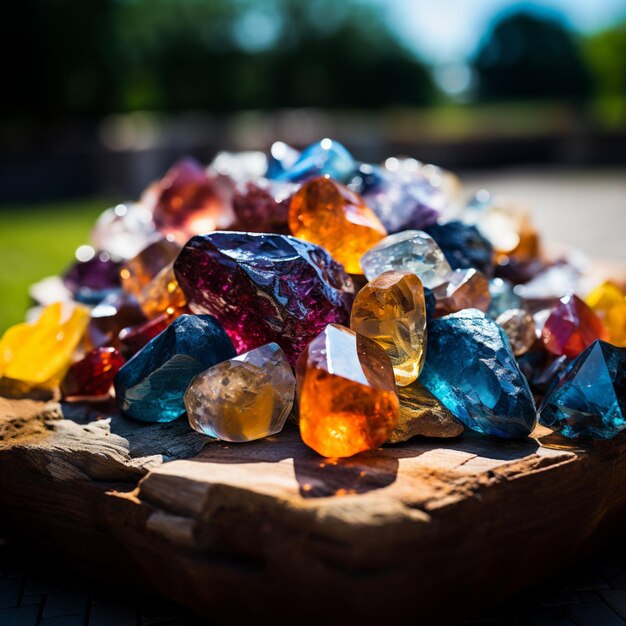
[2,395,626,625]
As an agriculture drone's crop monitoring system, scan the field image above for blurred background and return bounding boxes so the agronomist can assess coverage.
[1,0,625,330]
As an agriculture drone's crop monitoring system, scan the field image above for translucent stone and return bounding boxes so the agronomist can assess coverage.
[350,271,427,386]
[265,141,300,179]
[432,268,491,317]
[296,324,399,458]
[496,308,536,356]
[185,343,295,442]
[288,177,387,274]
[86,291,147,350]
[29,276,73,307]
[539,340,626,439]
[136,263,187,320]
[585,281,626,347]
[514,263,581,300]
[487,278,520,318]
[208,151,268,184]
[360,230,452,288]
[61,347,125,400]
[0,302,89,386]
[63,250,122,305]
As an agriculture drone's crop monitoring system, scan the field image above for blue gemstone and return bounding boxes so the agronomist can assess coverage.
[346,163,385,196]
[423,286,436,322]
[271,139,355,183]
[487,278,521,318]
[425,220,494,278]
[266,141,300,179]
[420,308,537,438]
[114,314,235,423]
[539,340,626,439]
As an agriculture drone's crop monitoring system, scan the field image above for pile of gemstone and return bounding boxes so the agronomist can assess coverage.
[1,139,625,458]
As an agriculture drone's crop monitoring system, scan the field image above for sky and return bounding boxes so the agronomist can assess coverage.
[378,0,626,63]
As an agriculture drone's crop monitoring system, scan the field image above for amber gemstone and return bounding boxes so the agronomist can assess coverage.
[136,263,187,320]
[432,268,491,317]
[496,308,537,356]
[296,324,399,458]
[585,281,626,347]
[350,270,426,386]
[542,295,609,358]
[288,176,387,274]
[61,347,125,399]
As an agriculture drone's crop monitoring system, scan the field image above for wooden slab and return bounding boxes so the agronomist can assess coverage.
[2,396,626,625]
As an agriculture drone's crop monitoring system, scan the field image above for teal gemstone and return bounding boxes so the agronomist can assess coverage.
[114,314,235,423]
[539,340,626,439]
[420,308,537,438]
[487,278,520,318]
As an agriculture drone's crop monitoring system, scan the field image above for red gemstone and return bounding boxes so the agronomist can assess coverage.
[87,292,147,350]
[118,313,173,357]
[229,181,292,234]
[541,295,609,358]
[61,348,125,399]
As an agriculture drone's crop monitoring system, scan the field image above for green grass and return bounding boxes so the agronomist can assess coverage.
[0,199,114,333]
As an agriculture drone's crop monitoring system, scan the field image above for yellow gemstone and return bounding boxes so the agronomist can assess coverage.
[586,281,626,347]
[350,270,426,387]
[288,176,387,274]
[0,302,89,385]
[136,263,187,320]
[120,237,180,297]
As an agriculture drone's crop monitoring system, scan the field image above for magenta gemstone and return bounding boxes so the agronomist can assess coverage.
[118,313,173,358]
[61,347,126,399]
[229,180,293,235]
[63,252,122,303]
[87,292,147,350]
[173,232,355,365]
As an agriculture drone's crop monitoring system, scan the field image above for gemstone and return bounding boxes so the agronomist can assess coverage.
[496,308,537,356]
[542,295,609,359]
[90,202,156,260]
[29,276,73,307]
[350,271,427,386]
[487,278,521,318]
[114,314,235,422]
[420,309,537,438]
[271,139,355,183]
[0,302,89,385]
[61,347,125,399]
[150,157,234,243]
[208,150,268,184]
[265,141,300,179]
[539,340,626,439]
[424,220,494,277]
[136,263,187,320]
[347,163,385,197]
[514,263,581,300]
[63,249,122,305]
[120,238,181,298]
[360,230,452,288]
[388,381,464,443]
[531,354,572,396]
[432,268,491,317]
[288,176,387,274]
[174,232,355,366]
[585,281,626,347]
[118,313,172,358]
[86,291,147,350]
[296,324,399,458]
[184,343,295,442]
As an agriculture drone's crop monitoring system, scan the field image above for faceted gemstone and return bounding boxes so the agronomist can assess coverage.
[114,314,235,422]
[531,354,572,396]
[350,271,427,386]
[184,343,295,442]
[136,263,187,320]
[420,309,537,438]
[90,202,156,260]
[174,232,355,366]
[542,295,609,359]
[425,220,494,278]
[208,150,268,184]
[63,249,122,305]
[496,308,536,356]
[118,313,172,358]
[296,324,399,458]
[360,230,452,288]
[432,268,491,317]
[0,302,89,386]
[120,237,181,298]
[61,347,125,399]
[86,291,147,350]
[487,277,521,318]
[150,157,234,243]
[288,177,387,274]
[272,139,355,183]
[585,281,626,347]
[388,381,464,443]
[539,340,626,439]
[265,141,300,179]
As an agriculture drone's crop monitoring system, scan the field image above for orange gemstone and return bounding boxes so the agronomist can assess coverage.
[288,177,387,274]
[432,268,491,317]
[136,263,187,320]
[296,324,399,458]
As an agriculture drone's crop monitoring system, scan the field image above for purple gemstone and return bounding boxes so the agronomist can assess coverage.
[63,251,122,294]
[174,232,355,366]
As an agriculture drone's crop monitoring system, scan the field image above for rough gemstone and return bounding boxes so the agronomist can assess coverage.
[496,308,537,356]
[487,277,521,318]
[184,343,295,442]
[150,157,234,243]
[265,141,300,179]
[114,314,235,422]
[296,324,399,458]
[350,271,427,386]
[515,263,581,300]
[271,139,355,183]
[425,220,494,277]
[420,309,537,438]
[388,381,464,443]
[432,268,491,317]
[118,313,172,358]
[62,250,122,304]
[288,176,387,274]
[208,150,268,184]
[61,347,125,399]
[0,302,89,385]
[585,281,626,347]
[174,232,355,366]
[539,340,626,439]
[360,230,452,288]
[86,291,147,350]
[542,295,609,359]
[136,263,187,320]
